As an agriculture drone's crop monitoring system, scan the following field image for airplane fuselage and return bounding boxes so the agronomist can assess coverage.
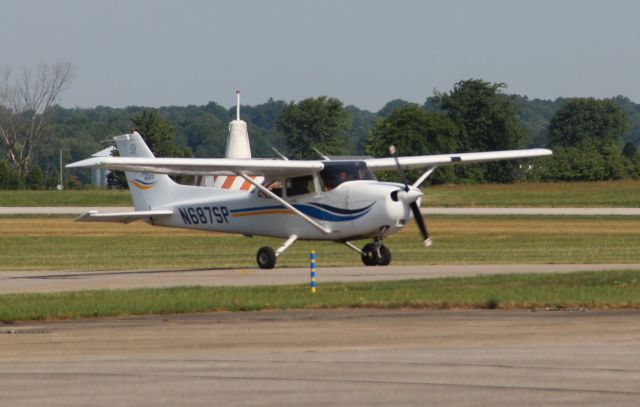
[150,180,413,241]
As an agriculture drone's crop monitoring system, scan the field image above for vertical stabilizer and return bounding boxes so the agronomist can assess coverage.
[114,132,176,211]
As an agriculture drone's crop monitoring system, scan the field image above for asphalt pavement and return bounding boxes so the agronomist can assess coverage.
[2,309,640,406]
[3,263,640,294]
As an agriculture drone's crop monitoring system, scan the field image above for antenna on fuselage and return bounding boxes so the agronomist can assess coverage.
[271,147,289,160]
[312,147,330,161]
[236,89,240,121]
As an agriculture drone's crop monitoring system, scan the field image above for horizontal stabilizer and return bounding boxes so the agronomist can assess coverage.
[75,209,173,224]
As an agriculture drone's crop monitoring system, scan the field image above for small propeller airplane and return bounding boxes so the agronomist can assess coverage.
[67,92,552,269]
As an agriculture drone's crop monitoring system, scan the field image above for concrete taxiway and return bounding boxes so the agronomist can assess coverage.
[2,308,640,406]
[3,263,640,294]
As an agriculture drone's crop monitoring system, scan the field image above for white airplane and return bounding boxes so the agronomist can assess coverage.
[67,92,552,269]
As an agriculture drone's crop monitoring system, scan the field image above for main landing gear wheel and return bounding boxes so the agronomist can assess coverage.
[361,243,377,266]
[361,243,392,266]
[257,246,276,269]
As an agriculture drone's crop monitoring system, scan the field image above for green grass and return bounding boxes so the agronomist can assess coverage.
[422,180,640,207]
[0,189,131,206]
[1,180,639,207]
[1,214,638,322]
[1,215,639,271]
[2,269,640,322]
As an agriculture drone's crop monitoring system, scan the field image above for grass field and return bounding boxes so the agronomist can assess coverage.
[1,215,639,271]
[0,189,132,206]
[1,214,639,321]
[1,180,639,207]
[421,179,640,207]
[2,269,640,322]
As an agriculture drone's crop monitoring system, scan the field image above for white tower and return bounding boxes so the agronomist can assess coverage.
[199,91,261,190]
[225,90,251,159]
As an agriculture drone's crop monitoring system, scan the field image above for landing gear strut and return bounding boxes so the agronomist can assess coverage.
[359,240,391,266]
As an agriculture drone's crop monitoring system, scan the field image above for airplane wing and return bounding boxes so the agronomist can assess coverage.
[76,209,174,223]
[67,149,551,176]
[365,148,552,170]
[67,157,324,178]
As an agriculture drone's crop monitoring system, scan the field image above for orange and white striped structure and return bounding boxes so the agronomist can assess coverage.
[207,174,262,191]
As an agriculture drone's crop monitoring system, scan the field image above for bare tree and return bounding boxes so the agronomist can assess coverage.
[0,62,73,187]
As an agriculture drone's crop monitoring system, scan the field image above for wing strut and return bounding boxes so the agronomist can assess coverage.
[412,166,438,188]
[237,173,332,235]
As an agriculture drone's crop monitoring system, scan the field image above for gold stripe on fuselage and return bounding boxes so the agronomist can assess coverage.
[232,209,292,217]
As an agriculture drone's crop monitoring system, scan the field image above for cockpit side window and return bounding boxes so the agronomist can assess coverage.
[258,179,284,198]
[319,161,376,191]
[286,175,315,197]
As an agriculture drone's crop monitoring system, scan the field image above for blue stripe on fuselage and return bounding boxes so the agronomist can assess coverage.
[230,202,375,222]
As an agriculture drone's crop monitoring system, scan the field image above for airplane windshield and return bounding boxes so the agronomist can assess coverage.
[319,161,376,191]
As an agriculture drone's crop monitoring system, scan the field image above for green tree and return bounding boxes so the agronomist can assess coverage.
[611,96,640,147]
[238,98,286,130]
[508,94,561,147]
[621,141,640,179]
[548,98,628,149]
[365,104,458,183]
[276,96,349,159]
[25,164,44,189]
[183,115,227,158]
[131,110,191,158]
[547,144,607,181]
[377,99,411,117]
[546,98,628,181]
[531,141,627,182]
[345,105,375,155]
[439,79,525,182]
[0,159,17,189]
[622,141,638,160]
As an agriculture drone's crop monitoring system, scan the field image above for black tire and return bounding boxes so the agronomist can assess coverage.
[257,246,277,269]
[361,243,378,266]
[378,245,391,266]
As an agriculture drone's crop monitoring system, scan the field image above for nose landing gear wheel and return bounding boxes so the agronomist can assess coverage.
[257,246,276,269]
[361,243,392,266]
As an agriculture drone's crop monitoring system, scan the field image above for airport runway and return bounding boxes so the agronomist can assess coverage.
[3,263,640,294]
[2,206,640,215]
[2,308,640,406]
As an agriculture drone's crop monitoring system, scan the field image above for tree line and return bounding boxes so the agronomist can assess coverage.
[1,68,639,189]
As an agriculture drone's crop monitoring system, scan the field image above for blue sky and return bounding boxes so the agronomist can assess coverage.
[2,0,639,111]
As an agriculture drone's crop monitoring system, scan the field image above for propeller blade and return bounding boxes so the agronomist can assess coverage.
[410,201,432,247]
[389,145,409,192]
[390,145,431,247]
